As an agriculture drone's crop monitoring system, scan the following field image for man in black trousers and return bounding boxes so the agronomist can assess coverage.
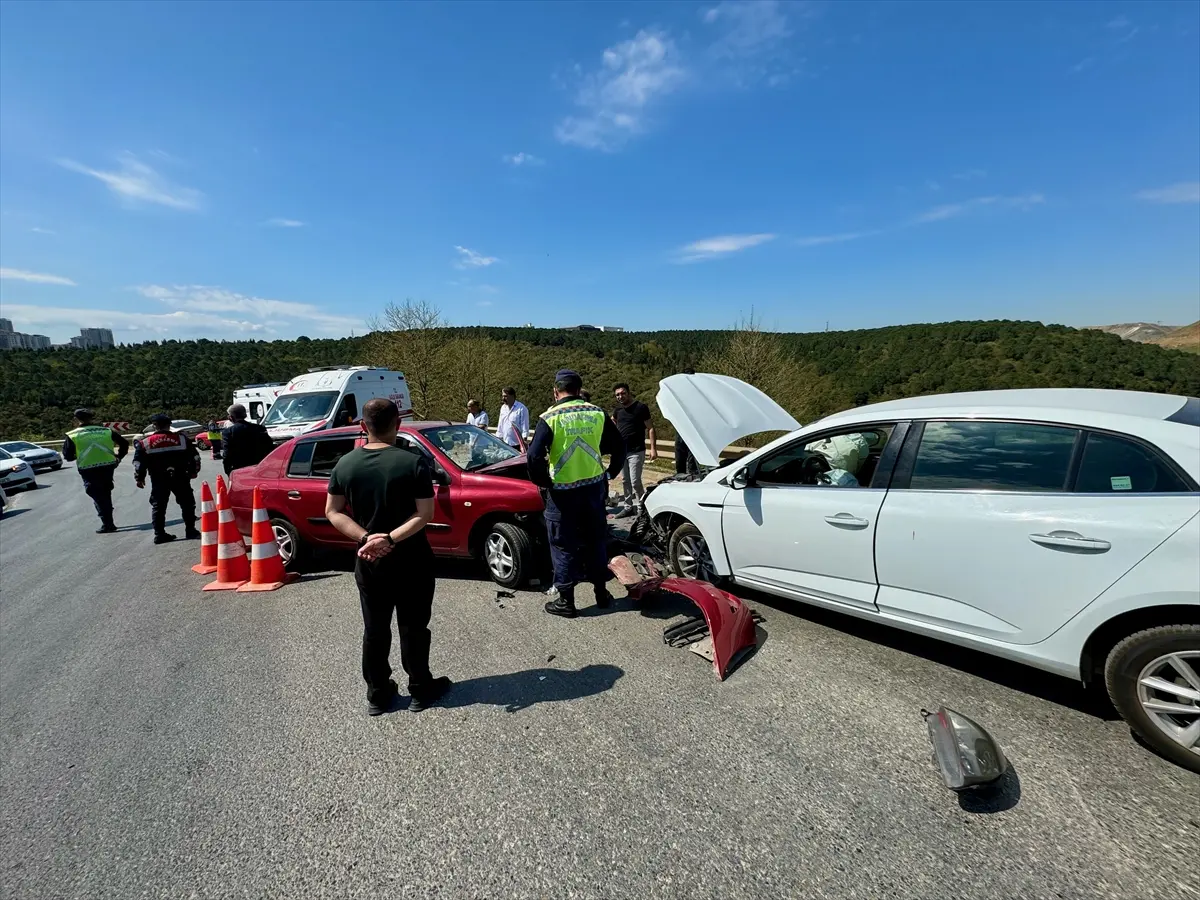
[326,398,451,716]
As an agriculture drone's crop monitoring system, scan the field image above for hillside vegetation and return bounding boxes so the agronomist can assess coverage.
[1,317,1197,442]
[1153,321,1200,354]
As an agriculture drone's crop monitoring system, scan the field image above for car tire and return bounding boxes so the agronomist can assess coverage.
[484,521,533,589]
[1105,624,1200,774]
[668,521,720,584]
[269,516,304,572]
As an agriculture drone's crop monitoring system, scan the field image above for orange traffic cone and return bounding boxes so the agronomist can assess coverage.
[238,487,299,592]
[203,482,250,591]
[215,473,227,496]
[190,481,219,574]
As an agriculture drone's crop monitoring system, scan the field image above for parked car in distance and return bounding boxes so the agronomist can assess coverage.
[0,447,38,492]
[228,422,546,588]
[646,376,1200,773]
[0,440,63,471]
[133,419,206,442]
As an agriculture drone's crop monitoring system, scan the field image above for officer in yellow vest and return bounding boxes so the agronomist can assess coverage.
[63,408,130,533]
[527,370,627,617]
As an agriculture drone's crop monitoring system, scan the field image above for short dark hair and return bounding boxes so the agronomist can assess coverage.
[362,397,399,434]
[682,367,696,376]
[74,408,94,423]
[502,386,516,397]
[555,372,583,395]
[613,382,631,393]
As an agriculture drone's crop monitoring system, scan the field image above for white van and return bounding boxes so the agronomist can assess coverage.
[260,366,413,442]
[232,383,287,424]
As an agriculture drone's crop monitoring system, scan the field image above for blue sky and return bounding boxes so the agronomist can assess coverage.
[1,0,1198,343]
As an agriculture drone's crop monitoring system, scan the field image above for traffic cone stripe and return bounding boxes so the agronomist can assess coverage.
[250,541,278,561]
[218,542,247,559]
[200,498,215,514]
[252,506,269,523]
[201,531,217,546]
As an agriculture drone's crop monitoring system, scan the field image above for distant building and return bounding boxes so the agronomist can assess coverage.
[0,319,53,350]
[69,327,115,350]
[562,324,624,332]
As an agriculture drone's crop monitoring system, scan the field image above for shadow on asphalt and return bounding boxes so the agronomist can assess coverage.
[436,664,625,713]
[958,765,1022,814]
[116,518,183,533]
[1,508,31,520]
[295,550,496,584]
[737,587,1119,721]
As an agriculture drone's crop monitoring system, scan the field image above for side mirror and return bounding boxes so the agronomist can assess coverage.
[730,460,758,490]
[433,464,452,487]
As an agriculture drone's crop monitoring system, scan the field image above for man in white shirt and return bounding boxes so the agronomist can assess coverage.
[496,386,530,448]
[465,399,489,430]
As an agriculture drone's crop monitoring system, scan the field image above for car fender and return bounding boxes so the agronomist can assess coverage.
[645,482,733,576]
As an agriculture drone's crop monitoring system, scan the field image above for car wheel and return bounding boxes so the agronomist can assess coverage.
[484,521,533,589]
[269,516,304,572]
[1105,625,1200,774]
[668,521,719,584]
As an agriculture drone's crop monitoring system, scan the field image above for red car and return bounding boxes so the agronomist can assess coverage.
[227,422,546,588]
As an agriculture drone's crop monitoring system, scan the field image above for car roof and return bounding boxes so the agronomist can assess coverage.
[296,421,453,441]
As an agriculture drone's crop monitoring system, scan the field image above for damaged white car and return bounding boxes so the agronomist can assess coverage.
[645,375,1200,773]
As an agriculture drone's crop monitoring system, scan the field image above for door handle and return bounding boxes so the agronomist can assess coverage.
[1029,531,1111,552]
[824,513,870,529]
[287,491,301,500]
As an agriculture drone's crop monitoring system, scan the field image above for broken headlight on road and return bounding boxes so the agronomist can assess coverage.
[921,706,1008,791]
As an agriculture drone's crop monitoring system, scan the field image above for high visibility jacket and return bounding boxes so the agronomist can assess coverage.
[542,398,607,489]
[207,428,222,442]
[67,425,117,470]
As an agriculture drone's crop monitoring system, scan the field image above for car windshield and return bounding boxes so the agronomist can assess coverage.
[261,392,340,426]
[0,441,38,452]
[172,420,198,429]
[420,424,520,471]
[0,448,12,460]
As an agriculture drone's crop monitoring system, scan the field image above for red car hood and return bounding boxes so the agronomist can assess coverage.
[474,455,530,477]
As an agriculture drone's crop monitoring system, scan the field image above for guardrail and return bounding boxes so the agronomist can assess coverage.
[645,438,752,461]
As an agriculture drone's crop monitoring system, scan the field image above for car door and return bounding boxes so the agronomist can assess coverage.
[873,420,1200,644]
[720,422,903,611]
[395,432,458,553]
[282,436,358,547]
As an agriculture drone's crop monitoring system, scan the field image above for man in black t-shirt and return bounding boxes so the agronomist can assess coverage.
[326,398,451,715]
[612,383,658,514]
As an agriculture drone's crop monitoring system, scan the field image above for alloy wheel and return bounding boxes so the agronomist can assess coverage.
[676,533,715,582]
[1136,651,1200,758]
[485,532,515,581]
[272,524,295,565]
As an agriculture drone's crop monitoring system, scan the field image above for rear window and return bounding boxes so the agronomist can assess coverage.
[909,420,1078,492]
[287,442,315,476]
[1074,432,1192,493]
[1165,397,1200,427]
[310,438,356,478]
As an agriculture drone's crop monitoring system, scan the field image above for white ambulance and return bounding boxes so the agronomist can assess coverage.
[232,383,287,424]
[260,366,414,443]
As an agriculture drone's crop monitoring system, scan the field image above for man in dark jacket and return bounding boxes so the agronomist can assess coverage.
[63,408,130,533]
[221,404,275,475]
[132,412,201,544]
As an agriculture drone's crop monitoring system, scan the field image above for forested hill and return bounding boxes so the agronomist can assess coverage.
[2,320,1197,441]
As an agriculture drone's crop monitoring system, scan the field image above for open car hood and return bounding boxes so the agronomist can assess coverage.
[656,374,801,467]
[474,454,528,476]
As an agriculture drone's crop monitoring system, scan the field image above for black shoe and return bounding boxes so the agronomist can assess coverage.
[409,676,452,713]
[96,523,117,534]
[153,533,177,545]
[367,681,400,716]
[594,588,614,609]
[184,528,201,540]
[544,596,578,618]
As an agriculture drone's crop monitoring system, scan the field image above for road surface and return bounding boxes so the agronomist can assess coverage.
[1,460,1197,899]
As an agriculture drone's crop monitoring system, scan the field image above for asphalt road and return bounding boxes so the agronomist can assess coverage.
[2,459,1197,900]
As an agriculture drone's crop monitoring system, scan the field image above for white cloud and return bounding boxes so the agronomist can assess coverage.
[1135,182,1200,204]
[58,154,203,211]
[951,169,987,181]
[795,230,880,248]
[0,267,76,286]
[703,0,791,59]
[503,152,544,166]
[266,217,305,227]
[674,232,776,263]
[2,303,269,341]
[454,245,500,269]
[136,284,363,334]
[1107,16,1131,31]
[912,193,1045,224]
[555,30,688,151]
[29,227,56,235]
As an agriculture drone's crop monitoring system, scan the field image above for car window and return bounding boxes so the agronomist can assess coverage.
[0,448,11,460]
[310,438,356,478]
[910,420,1078,492]
[249,401,265,422]
[287,441,316,476]
[1075,432,1191,494]
[1,442,37,452]
[757,426,894,488]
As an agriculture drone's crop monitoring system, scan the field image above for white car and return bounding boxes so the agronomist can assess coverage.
[0,440,64,471]
[0,447,38,492]
[646,375,1200,772]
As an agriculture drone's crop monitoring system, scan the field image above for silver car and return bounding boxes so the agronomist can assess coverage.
[0,447,37,492]
[0,440,64,471]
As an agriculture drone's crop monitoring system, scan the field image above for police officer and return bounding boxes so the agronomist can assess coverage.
[132,413,201,544]
[527,370,627,618]
[205,419,223,460]
[63,408,130,533]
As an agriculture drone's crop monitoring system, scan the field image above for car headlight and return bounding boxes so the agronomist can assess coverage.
[921,706,1008,791]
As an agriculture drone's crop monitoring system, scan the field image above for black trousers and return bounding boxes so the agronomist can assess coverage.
[355,542,436,699]
[674,437,698,476]
[545,482,610,595]
[149,471,197,534]
[80,465,116,527]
